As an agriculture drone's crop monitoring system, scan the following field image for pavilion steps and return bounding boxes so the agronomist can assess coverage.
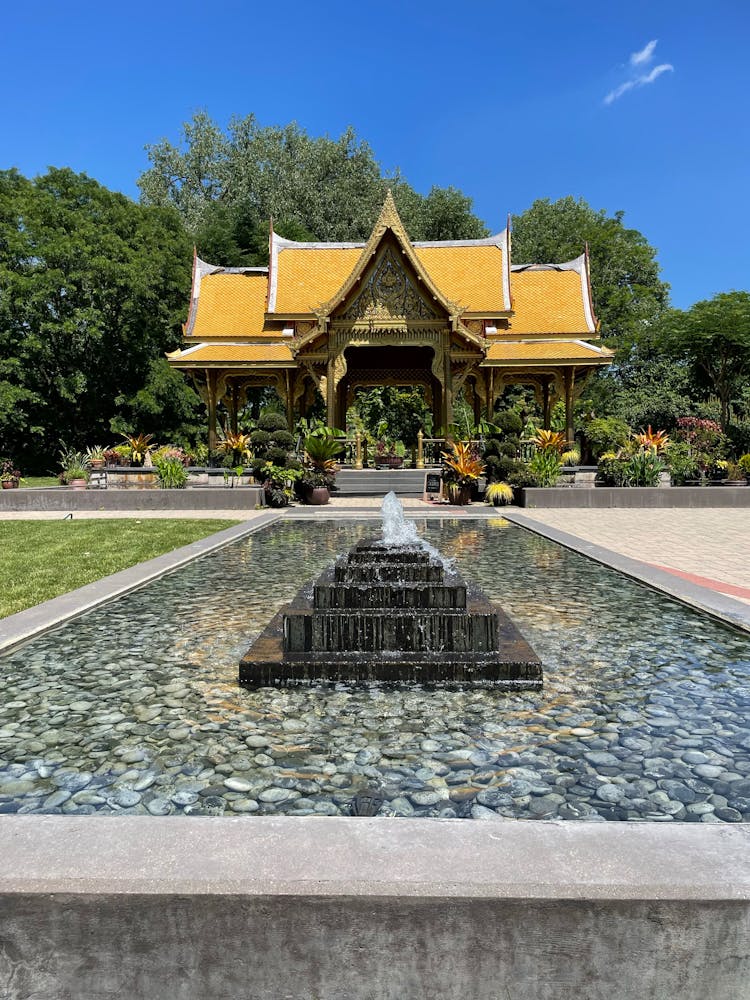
[335,468,438,497]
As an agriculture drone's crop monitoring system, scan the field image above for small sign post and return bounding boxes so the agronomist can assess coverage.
[423,471,443,501]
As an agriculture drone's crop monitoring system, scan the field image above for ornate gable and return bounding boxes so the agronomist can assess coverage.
[339,244,440,323]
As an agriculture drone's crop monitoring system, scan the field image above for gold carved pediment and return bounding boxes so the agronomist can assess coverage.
[339,247,439,322]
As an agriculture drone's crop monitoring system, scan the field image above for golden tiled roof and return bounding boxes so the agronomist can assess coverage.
[274,248,361,314]
[484,341,612,365]
[169,343,295,365]
[190,272,271,338]
[413,245,506,312]
[509,268,593,334]
[271,242,509,315]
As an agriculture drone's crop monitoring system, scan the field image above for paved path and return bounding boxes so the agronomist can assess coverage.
[511,509,750,605]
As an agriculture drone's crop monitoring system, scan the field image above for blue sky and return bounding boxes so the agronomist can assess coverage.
[2,0,748,308]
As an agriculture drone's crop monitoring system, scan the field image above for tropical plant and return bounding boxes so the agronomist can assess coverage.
[534,429,566,453]
[304,429,344,470]
[738,454,750,474]
[582,416,632,459]
[561,446,581,467]
[218,431,252,466]
[485,482,514,506]
[85,445,106,463]
[122,433,155,464]
[620,449,664,487]
[154,455,188,489]
[441,441,485,488]
[258,463,302,507]
[529,449,562,487]
[633,425,669,453]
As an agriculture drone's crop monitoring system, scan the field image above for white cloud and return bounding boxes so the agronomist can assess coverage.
[604,38,674,106]
[631,39,658,67]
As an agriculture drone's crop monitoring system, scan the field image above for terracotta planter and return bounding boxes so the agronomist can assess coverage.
[1,479,19,489]
[69,478,88,490]
[90,459,105,469]
[306,486,330,505]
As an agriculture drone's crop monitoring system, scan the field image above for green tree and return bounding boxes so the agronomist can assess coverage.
[660,291,750,431]
[512,197,670,347]
[0,168,196,471]
[138,113,487,264]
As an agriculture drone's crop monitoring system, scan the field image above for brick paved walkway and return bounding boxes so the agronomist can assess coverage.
[512,509,750,604]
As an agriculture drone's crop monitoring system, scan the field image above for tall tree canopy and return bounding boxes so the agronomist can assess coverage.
[659,291,750,432]
[512,197,670,347]
[0,168,198,471]
[138,113,488,264]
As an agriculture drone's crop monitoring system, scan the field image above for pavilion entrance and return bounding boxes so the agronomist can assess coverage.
[335,346,441,431]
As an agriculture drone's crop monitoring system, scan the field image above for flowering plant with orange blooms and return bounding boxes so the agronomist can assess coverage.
[633,426,669,453]
[533,429,566,454]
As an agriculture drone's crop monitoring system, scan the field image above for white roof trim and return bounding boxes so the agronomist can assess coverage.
[573,339,607,355]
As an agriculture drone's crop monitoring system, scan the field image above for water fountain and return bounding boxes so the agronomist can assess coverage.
[239,493,542,688]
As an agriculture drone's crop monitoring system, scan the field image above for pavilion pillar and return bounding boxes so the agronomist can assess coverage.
[326,357,337,428]
[285,370,294,431]
[441,344,453,431]
[206,369,218,454]
[485,370,495,421]
[542,378,552,430]
[563,367,576,446]
[229,381,239,435]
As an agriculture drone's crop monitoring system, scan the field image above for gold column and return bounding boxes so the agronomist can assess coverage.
[206,369,218,454]
[354,432,363,470]
[285,370,294,430]
[326,357,336,428]
[542,378,552,430]
[563,367,576,446]
[416,430,424,470]
[441,342,453,431]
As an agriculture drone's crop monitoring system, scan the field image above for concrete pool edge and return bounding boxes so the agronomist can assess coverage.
[0,511,283,654]
[0,816,748,999]
[501,509,750,635]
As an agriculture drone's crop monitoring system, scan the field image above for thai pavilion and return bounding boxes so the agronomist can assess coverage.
[167,192,612,450]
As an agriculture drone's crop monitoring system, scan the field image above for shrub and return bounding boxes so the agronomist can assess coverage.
[155,456,188,489]
[495,410,523,436]
[485,482,514,506]
[271,430,295,449]
[584,416,631,458]
[266,446,290,466]
[258,412,288,432]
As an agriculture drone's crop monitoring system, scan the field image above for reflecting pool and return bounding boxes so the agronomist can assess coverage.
[1,518,749,822]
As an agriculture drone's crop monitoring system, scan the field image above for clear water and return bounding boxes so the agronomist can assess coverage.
[1,518,749,822]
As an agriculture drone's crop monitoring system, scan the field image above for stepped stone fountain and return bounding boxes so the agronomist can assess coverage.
[239,494,542,689]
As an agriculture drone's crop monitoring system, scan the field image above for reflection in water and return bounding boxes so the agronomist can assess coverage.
[0,518,749,823]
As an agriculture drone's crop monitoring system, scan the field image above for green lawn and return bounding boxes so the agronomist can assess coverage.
[0,519,240,618]
[19,476,60,488]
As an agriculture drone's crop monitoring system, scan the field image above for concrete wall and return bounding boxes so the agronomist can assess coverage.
[0,816,748,1000]
[521,486,750,508]
[0,486,265,511]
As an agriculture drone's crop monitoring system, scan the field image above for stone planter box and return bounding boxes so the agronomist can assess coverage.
[519,486,750,508]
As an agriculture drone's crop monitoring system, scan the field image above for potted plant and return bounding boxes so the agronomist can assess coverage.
[65,464,89,489]
[103,448,120,467]
[113,443,132,467]
[484,482,514,506]
[121,433,154,467]
[738,454,750,484]
[441,441,485,505]
[86,446,106,470]
[0,459,20,489]
[302,428,344,505]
